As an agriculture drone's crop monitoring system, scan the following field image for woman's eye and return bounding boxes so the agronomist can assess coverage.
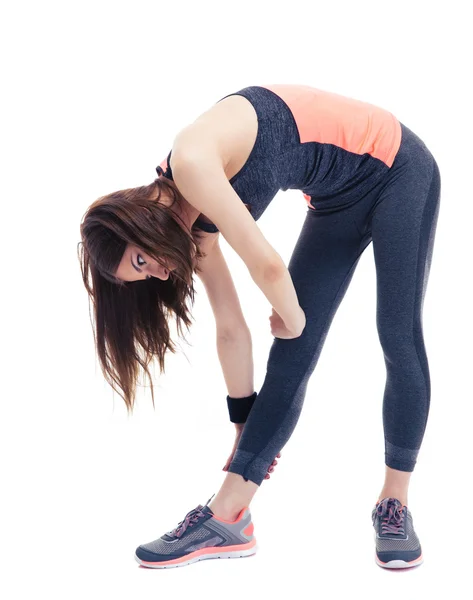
[137,255,146,266]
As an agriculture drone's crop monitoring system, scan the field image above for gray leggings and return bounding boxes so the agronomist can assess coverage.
[227,122,441,486]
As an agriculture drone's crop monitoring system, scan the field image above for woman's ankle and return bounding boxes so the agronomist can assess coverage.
[208,475,258,520]
[208,499,244,521]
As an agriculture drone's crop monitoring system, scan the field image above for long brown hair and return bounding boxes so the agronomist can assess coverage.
[77,176,207,415]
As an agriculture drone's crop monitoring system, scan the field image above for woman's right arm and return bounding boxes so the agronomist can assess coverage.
[196,234,282,478]
[196,235,255,401]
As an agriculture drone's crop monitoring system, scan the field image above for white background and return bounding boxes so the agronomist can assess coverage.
[1,1,471,598]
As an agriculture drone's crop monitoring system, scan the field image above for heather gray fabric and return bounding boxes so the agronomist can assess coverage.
[163,85,393,233]
[161,86,441,486]
[226,119,441,485]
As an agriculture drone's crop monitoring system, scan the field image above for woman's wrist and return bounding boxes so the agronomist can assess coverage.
[226,391,257,423]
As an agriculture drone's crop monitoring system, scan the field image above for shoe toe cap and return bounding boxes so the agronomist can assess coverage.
[135,545,167,562]
[377,547,422,563]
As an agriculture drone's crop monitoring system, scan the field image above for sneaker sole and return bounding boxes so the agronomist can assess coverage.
[375,553,423,569]
[135,539,258,569]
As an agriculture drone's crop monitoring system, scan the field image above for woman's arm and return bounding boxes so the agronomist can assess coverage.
[216,331,254,399]
[196,235,254,399]
[173,150,306,337]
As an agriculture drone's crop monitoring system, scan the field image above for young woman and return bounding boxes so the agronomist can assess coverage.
[78,84,441,570]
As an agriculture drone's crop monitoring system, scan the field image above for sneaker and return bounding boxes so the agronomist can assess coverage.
[372,497,423,569]
[134,494,257,569]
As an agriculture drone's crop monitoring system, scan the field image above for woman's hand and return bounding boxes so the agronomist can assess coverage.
[269,306,306,339]
[223,424,281,481]
[263,452,281,480]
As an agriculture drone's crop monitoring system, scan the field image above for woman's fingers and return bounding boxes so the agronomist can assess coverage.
[263,452,282,479]
[226,451,282,479]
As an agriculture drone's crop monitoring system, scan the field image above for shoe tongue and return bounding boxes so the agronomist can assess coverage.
[379,496,402,506]
[391,498,405,509]
[202,504,214,517]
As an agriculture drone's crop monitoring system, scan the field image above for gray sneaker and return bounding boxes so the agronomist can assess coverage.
[372,497,423,569]
[135,495,257,569]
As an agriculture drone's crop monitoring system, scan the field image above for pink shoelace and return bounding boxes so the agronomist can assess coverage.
[169,505,207,539]
[376,498,406,535]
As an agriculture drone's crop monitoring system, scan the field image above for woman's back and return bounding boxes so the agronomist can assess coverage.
[157,84,403,231]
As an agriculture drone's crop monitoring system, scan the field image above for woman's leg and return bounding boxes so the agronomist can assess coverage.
[369,135,441,505]
[378,467,412,507]
[210,202,372,519]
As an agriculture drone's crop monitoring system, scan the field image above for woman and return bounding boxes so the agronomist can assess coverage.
[78,84,441,570]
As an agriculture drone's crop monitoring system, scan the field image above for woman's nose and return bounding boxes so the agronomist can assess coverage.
[151,264,170,279]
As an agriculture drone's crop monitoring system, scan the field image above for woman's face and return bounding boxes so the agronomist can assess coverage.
[115,244,176,282]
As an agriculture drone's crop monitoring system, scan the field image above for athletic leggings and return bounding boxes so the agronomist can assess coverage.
[227,122,441,486]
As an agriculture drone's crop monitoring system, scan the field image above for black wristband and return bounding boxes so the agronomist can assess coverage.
[226,391,257,424]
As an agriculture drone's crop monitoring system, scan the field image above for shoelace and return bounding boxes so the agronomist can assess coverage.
[168,494,215,539]
[168,505,206,539]
[376,497,406,535]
